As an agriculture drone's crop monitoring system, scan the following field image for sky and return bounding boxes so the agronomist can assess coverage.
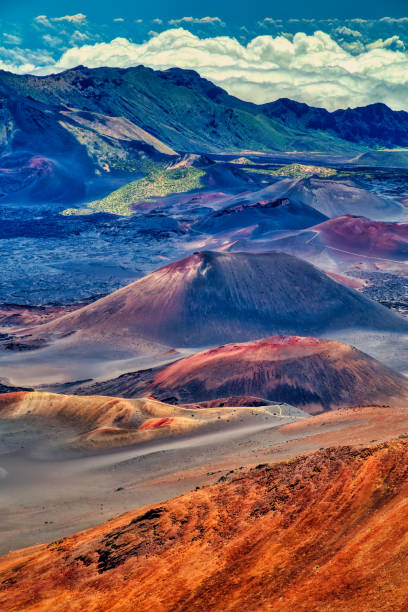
[1,1,408,111]
[1,0,408,22]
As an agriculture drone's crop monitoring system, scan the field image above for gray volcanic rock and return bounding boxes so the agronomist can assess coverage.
[0,380,32,393]
[192,195,327,235]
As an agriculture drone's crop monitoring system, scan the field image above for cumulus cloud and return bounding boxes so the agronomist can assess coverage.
[70,31,90,44]
[52,14,87,24]
[169,16,225,26]
[7,28,408,111]
[3,33,22,45]
[0,46,54,74]
[114,18,124,23]
[366,36,405,51]
[34,15,52,27]
[380,17,408,24]
[42,34,63,46]
[341,41,365,54]
[34,13,86,27]
[334,26,362,39]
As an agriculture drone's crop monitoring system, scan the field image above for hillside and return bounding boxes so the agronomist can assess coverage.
[250,215,408,271]
[350,149,408,169]
[79,336,408,413]
[13,251,408,352]
[0,66,362,159]
[262,98,408,149]
[192,193,327,235]
[3,440,408,610]
[0,391,302,450]
[4,66,408,202]
[279,177,405,220]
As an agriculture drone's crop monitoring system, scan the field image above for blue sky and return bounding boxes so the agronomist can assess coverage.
[1,0,408,21]
[1,2,408,110]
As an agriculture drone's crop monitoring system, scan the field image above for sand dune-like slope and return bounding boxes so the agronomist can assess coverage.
[192,195,326,235]
[16,251,408,352]
[263,215,408,264]
[81,336,408,413]
[0,391,299,450]
[285,176,405,220]
[194,176,405,224]
[3,439,408,611]
[313,215,408,257]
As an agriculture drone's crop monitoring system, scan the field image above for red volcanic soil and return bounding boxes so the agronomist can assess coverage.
[3,439,408,611]
[0,391,29,407]
[138,417,174,430]
[314,215,408,259]
[140,336,408,413]
[326,272,366,289]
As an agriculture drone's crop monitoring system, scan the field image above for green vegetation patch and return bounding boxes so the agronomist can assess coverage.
[243,163,337,179]
[62,207,97,216]
[229,157,255,165]
[270,163,337,178]
[63,167,206,216]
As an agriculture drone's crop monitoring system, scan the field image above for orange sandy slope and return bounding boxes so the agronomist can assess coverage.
[0,391,294,449]
[2,435,408,611]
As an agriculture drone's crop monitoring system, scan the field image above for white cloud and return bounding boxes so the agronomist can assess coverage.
[334,26,362,39]
[3,33,22,45]
[7,28,408,112]
[70,31,90,44]
[34,15,52,27]
[341,40,365,54]
[259,18,282,27]
[0,46,54,73]
[169,16,225,26]
[34,13,87,29]
[42,34,63,46]
[114,18,124,22]
[52,14,87,24]
[152,19,163,25]
[380,17,408,24]
[367,36,405,51]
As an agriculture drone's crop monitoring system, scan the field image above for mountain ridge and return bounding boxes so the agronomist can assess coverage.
[2,64,408,201]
